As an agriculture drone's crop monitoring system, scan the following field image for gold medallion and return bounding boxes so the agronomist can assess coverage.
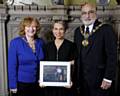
[82,39,89,47]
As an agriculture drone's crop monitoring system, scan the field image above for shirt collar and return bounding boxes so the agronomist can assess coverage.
[85,23,94,33]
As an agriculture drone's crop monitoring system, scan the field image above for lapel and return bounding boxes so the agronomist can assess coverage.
[77,26,84,54]
[34,39,41,60]
[92,20,102,32]
[81,20,102,56]
[22,36,38,60]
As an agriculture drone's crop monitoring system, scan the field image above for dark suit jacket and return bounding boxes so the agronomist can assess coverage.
[74,20,117,88]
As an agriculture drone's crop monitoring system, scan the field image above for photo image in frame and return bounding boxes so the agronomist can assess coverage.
[39,61,71,87]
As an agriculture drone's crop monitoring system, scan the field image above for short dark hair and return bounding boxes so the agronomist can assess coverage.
[52,20,67,31]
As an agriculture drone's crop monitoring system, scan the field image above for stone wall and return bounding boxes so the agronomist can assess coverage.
[0,4,120,96]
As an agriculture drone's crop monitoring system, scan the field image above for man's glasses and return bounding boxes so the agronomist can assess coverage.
[81,10,96,15]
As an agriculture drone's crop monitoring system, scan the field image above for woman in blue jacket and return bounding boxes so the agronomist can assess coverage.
[8,17,44,96]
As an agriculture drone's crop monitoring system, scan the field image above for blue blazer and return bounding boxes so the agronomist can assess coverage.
[8,36,44,89]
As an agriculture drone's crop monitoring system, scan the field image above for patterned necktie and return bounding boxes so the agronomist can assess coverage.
[86,27,89,34]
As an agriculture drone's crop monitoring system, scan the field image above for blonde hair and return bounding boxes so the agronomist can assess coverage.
[19,17,40,37]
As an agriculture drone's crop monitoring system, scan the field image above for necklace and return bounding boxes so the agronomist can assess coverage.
[22,36,36,52]
[80,23,104,47]
[27,40,36,52]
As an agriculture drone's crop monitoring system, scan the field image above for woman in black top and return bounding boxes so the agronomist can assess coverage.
[43,20,78,96]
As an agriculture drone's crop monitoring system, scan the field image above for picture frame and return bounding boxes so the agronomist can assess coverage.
[39,61,71,87]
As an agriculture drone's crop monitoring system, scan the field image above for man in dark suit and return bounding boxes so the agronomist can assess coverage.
[74,2,117,96]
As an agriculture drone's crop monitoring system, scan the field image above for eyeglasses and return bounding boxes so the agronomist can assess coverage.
[81,10,96,15]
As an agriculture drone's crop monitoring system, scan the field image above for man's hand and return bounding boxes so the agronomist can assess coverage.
[100,80,112,90]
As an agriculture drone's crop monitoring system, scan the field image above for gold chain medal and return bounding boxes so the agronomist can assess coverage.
[80,23,104,47]
[82,33,89,47]
[82,39,89,46]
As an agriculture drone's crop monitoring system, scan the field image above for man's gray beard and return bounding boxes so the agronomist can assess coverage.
[82,19,96,26]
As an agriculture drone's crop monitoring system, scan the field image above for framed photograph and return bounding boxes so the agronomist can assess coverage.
[39,61,71,87]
